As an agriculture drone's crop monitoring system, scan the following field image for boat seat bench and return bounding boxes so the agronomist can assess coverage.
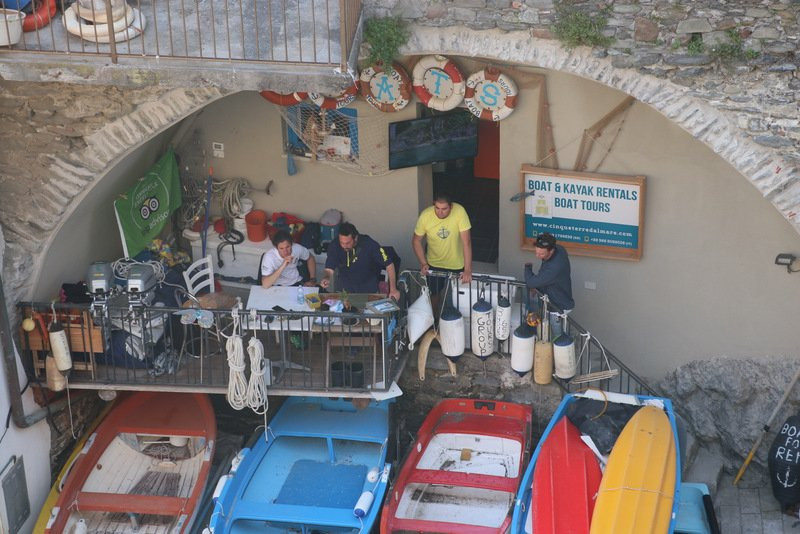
[406,470,518,493]
[229,501,360,528]
[76,491,186,516]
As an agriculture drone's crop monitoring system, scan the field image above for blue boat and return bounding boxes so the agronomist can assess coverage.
[510,390,682,534]
[206,397,393,534]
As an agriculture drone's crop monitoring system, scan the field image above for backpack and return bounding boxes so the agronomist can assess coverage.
[319,209,343,244]
[301,222,323,254]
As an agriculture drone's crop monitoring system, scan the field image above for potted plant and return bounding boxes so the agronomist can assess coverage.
[360,17,412,112]
[363,17,409,70]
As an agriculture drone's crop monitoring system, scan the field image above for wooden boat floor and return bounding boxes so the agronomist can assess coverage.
[67,435,206,532]
[396,433,520,528]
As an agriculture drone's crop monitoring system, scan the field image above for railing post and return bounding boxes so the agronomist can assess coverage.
[103,0,118,63]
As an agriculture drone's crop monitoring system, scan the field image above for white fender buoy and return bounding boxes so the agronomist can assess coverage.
[494,295,511,341]
[407,287,434,350]
[354,490,374,518]
[510,324,535,376]
[471,297,494,360]
[72,518,88,534]
[439,307,465,362]
[554,334,577,379]
[49,321,72,372]
[46,355,67,391]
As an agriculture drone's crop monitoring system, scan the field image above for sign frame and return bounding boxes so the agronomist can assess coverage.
[520,165,646,261]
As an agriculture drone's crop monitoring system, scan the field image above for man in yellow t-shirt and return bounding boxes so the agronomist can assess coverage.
[412,194,473,299]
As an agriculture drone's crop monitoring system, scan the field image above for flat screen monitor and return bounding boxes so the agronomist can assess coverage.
[388,110,479,170]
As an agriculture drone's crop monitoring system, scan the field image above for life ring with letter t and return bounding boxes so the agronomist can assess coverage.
[359,62,411,112]
[259,91,308,106]
[309,83,359,110]
[464,68,518,121]
[412,54,465,111]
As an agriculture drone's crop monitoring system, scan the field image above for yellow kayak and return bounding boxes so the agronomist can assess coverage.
[590,405,677,534]
[32,399,116,534]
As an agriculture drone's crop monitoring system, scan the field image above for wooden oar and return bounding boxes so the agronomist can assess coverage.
[734,363,800,485]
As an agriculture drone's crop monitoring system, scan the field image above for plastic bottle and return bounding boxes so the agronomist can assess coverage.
[297,286,305,305]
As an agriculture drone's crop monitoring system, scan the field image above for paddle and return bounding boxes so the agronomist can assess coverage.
[734,363,800,485]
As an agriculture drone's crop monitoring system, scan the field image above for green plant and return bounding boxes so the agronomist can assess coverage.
[686,34,704,55]
[551,6,614,49]
[709,29,757,62]
[363,17,409,67]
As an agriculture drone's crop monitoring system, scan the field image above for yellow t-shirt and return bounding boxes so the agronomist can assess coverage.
[414,202,472,269]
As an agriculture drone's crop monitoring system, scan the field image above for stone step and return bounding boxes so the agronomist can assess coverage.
[684,444,725,495]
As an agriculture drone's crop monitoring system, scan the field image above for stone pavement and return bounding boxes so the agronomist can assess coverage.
[714,465,800,534]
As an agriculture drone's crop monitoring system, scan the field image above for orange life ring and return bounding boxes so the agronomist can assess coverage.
[464,67,518,121]
[412,54,465,111]
[23,0,56,32]
[259,90,308,106]
[359,62,411,113]
[309,83,359,110]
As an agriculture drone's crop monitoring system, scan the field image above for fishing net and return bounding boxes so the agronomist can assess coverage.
[275,102,392,176]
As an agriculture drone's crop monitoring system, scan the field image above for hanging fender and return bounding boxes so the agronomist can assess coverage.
[309,83,359,110]
[23,0,56,33]
[259,90,308,106]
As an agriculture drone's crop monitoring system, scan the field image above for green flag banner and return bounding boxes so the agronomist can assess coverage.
[114,148,182,258]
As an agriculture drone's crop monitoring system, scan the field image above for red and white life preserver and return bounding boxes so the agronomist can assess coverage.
[22,0,56,32]
[259,91,308,106]
[359,62,411,112]
[412,55,465,112]
[309,83,359,110]
[464,68,518,121]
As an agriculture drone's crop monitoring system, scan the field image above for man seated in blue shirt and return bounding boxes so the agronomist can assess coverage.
[320,223,400,300]
[524,232,574,338]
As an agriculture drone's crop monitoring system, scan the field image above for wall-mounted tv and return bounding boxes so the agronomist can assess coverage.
[388,110,479,170]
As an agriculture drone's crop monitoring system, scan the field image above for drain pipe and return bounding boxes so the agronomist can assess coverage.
[0,271,72,428]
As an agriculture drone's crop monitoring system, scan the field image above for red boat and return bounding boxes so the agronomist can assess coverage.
[43,392,216,534]
[381,398,532,534]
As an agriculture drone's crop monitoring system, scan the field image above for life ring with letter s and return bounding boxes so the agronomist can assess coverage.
[259,91,308,106]
[309,83,359,110]
[464,68,518,121]
[412,55,465,112]
[359,62,411,112]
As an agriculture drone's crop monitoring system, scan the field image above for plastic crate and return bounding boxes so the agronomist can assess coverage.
[1,0,32,11]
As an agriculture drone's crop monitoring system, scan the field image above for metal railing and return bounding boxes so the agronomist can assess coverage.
[398,270,655,397]
[1,0,360,68]
[16,298,401,395]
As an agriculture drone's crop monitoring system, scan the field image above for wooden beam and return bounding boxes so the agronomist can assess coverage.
[573,96,635,172]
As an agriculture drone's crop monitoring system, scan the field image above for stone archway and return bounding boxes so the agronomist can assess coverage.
[0,83,229,307]
[403,25,800,231]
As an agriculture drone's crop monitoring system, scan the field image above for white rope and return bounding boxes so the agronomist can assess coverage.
[226,312,248,410]
[245,337,269,414]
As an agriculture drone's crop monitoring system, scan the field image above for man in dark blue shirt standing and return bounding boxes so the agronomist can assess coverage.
[321,223,400,300]
[524,233,574,336]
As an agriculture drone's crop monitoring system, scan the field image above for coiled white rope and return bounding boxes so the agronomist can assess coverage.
[246,337,268,414]
[226,311,248,410]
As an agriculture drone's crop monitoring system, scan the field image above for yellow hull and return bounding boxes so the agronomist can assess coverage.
[32,400,116,534]
[590,405,677,534]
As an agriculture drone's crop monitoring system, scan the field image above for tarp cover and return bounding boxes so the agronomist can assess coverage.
[114,148,182,257]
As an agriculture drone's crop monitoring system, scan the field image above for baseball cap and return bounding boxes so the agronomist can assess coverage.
[534,233,556,249]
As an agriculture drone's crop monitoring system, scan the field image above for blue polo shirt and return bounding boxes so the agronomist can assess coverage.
[325,234,392,293]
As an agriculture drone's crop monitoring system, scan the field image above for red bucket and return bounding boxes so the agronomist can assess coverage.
[245,209,268,242]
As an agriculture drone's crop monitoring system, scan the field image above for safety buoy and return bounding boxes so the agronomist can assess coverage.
[63,4,145,43]
[259,90,308,106]
[553,333,577,379]
[412,55,465,111]
[359,62,411,112]
[309,83,359,110]
[510,324,536,377]
[464,67,518,121]
[22,0,56,33]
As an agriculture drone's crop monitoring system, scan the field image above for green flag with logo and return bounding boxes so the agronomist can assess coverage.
[114,148,182,257]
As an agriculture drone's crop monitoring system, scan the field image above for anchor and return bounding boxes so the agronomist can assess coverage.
[777,466,798,489]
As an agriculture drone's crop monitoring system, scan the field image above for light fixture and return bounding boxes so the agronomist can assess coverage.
[775,253,799,273]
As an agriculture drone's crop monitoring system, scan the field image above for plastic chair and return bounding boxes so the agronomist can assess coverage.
[183,255,215,296]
